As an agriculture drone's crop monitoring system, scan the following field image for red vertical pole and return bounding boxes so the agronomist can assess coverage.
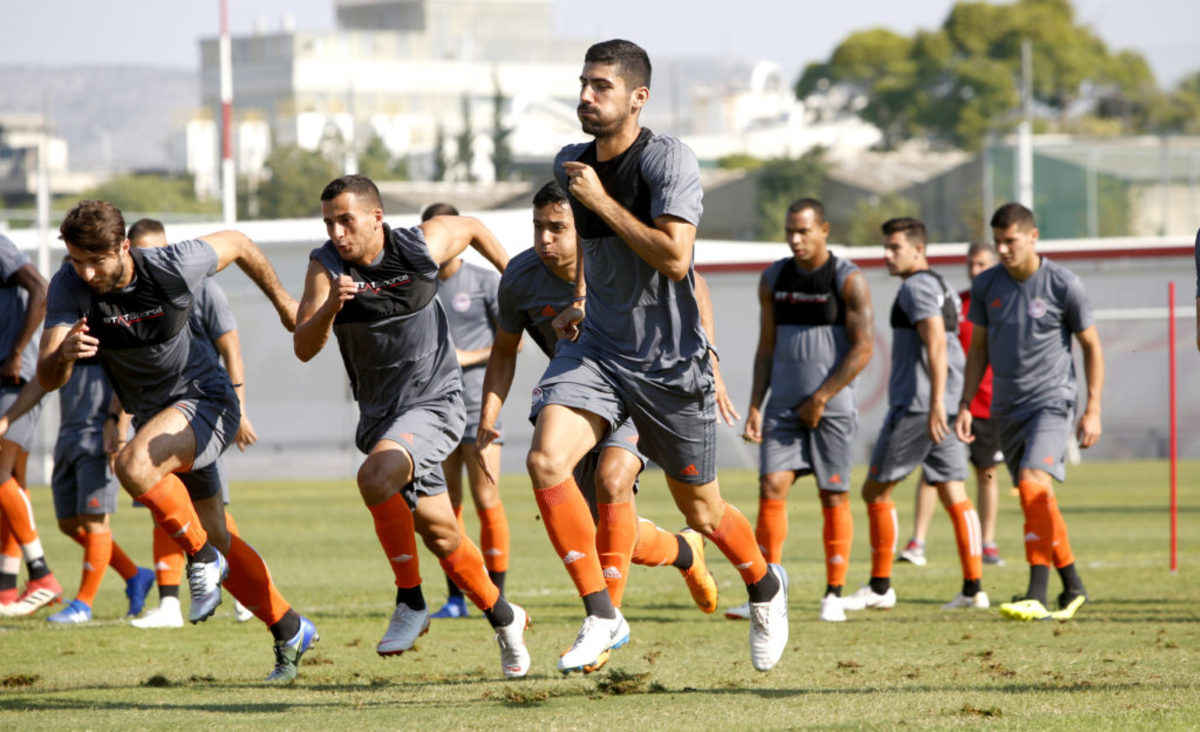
[1169,281,1178,573]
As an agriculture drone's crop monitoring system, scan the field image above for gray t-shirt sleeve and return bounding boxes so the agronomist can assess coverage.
[0,236,30,281]
[197,280,238,341]
[496,274,526,335]
[396,225,440,279]
[904,274,946,324]
[147,239,220,306]
[1061,272,1094,334]
[640,136,703,226]
[967,273,990,327]
[45,265,90,329]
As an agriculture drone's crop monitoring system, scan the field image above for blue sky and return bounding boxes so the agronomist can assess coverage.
[3,0,1197,87]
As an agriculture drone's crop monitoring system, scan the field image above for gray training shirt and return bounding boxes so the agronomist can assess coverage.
[0,235,39,383]
[436,261,500,415]
[553,129,707,371]
[888,270,965,413]
[45,240,227,421]
[311,225,461,447]
[56,362,112,456]
[496,248,573,359]
[761,255,861,419]
[968,257,1094,418]
[190,279,238,346]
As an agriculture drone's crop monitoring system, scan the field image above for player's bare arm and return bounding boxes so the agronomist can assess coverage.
[3,264,47,384]
[475,327,523,484]
[797,272,873,429]
[200,230,298,332]
[294,259,356,362]
[744,278,776,443]
[553,233,587,341]
[562,160,694,282]
[36,319,97,391]
[420,216,509,274]
[955,324,990,443]
[915,315,949,443]
[1075,325,1104,448]
[214,328,257,451]
[695,273,740,426]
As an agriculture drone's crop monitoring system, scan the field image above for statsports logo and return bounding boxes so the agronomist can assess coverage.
[356,274,411,294]
[103,306,165,327]
[775,291,830,304]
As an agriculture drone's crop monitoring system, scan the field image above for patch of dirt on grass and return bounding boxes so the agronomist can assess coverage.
[1,674,38,688]
[594,669,664,695]
[142,675,172,687]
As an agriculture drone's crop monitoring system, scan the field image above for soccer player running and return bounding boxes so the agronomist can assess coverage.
[0,232,63,617]
[475,180,722,617]
[294,175,530,679]
[38,200,317,681]
[900,242,1006,568]
[955,202,1102,621]
[127,219,254,627]
[842,218,987,615]
[421,202,513,620]
[737,198,873,624]
[530,39,787,675]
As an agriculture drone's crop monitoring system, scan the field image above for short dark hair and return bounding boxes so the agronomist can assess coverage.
[881,217,927,245]
[990,202,1035,230]
[127,218,165,243]
[420,202,459,221]
[60,200,126,254]
[321,174,383,211]
[532,181,568,209]
[967,241,997,258]
[786,197,825,222]
[585,39,652,90]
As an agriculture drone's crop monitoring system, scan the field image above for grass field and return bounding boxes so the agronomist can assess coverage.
[1,460,1197,730]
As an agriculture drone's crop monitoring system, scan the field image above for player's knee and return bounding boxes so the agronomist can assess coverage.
[357,460,401,505]
[525,447,570,485]
[594,472,634,504]
[759,474,790,501]
[421,523,460,558]
[113,449,151,492]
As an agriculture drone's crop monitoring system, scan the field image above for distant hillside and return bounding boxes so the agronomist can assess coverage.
[0,66,197,173]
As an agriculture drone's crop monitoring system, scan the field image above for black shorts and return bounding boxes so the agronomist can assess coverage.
[968,417,1003,469]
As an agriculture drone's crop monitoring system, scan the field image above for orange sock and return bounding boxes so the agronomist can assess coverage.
[75,529,113,606]
[823,503,853,588]
[1017,479,1055,567]
[438,536,500,612]
[755,497,788,564]
[0,477,40,545]
[533,478,605,596]
[867,501,897,579]
[631,517,679,567]
[136,475,208,555]
[224,510,241,538]
[596,501,637,607]
[222,535,291,626]
[947,499,983,581]
[1047,493,1075,568]
[71,527,137,581]
[478,504,509,574]
[367,493,422,588]
[152,523,185,587]
[706,501,767,585]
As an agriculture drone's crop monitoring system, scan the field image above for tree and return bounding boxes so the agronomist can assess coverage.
[254,145,338,220]
[358,133,406,181]
[754,149,829,240]
[82,175,219,217]
[456,94,475,182]
[491,77,514,182]
[843,194,920,247]
[434,124,449,182]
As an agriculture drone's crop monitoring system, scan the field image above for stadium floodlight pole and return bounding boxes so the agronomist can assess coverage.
[1168,281,1178,574]
[220,0,236,224]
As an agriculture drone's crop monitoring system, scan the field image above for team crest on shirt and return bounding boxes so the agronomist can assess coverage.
[531,386,544,405]
[1027,297,1048,318]
[452,292,471,312]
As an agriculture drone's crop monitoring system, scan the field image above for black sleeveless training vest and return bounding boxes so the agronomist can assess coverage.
[571,128,655,240]
[88,247,192,350]
[332,225,439,325]
[890,269,958,332]
[771,255,846,327]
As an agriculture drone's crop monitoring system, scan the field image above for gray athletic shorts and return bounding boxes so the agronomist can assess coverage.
[168,385,240,473]
[993,403,1074,483]
[177,461,230,503]
[0,385,43,452]
[367,392,466,510]
[571,418,646,520]
[760,412,856,492]
[51,446,119,519]
[533,343,716,484]
[968,417,1004,469]
[868,407,968,484]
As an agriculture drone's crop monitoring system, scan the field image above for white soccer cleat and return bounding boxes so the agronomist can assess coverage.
[749,563,789,672]
[494,604,531,678]
[898,540,927,566]
[186,550,228,624]
[557,611,630,675]
[819,593,846,622]
[842,584,897,611]
[942,591,990,610]
[724,601,750,620]
[131,598,185,629]
[233,598,254,622]
[377,603,431,656]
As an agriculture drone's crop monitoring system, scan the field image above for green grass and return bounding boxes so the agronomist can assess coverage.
[2,460,1198,730]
